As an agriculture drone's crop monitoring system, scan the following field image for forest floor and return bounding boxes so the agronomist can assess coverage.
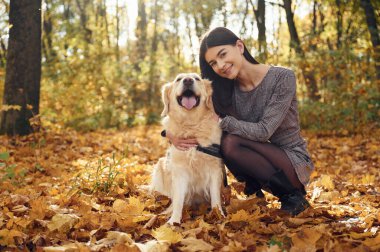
[0,125,379,251]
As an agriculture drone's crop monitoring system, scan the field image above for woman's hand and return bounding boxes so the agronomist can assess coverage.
[212,113,219,122]
[166,131,198,151]
[212,113,222,123]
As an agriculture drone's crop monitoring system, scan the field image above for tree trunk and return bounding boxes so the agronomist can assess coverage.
[102,0,111,48]
[282,0,320,101]
[240,0,249,35]
[250,0,267,61]
[115,0,120,62]
[128,0,148,117]
[310,0,317,51]
[283,0,302,54]
[185,13,196,65]
[0,0,42,136]
[335,0,343,49]
[75,0,92,44]
[221,0,228,27]
[360,0,380,82]
[148,0,159,112]
[135,0,148,69]
[42,0,55,62]
[0,38,6,67]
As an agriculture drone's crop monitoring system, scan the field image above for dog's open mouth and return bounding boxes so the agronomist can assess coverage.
[177,89,200,110]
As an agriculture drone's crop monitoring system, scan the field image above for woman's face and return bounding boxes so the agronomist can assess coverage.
[204,40,244,79]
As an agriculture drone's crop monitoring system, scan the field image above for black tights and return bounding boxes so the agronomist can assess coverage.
[221,133,303,190]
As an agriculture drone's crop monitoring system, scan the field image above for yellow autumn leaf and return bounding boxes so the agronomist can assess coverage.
[29,198,48,220]
[229,209,251,222]
[319,174,335,190]
[152,225,183,244]
[0,229,27,246]
[43,243,84,252]
[180,237,214,251]
[106,231,134,244]
[317,191,340,202]
[47,214,80,232]
[134,240,170,252]
[287,217,314,226]
[350,231,374,239]
[290,225,326,252]
[113,197,145,216]
[361,174,375,185]
[229,209,260,224]
[113,199,129,213]
[363,233,380,249]
[126,196,146,215]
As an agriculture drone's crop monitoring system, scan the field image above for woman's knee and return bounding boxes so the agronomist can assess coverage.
[221,133,241,159]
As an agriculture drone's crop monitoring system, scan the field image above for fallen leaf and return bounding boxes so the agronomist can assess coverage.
[47,214,80,232]
[180,237,214,251]
[290,226,324,252]
[0,229,27,246]
[319,175,335,190]
[152,225,183,244]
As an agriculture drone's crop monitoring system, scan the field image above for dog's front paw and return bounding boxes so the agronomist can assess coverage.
[167,217,181,225]
[219,207,226,218]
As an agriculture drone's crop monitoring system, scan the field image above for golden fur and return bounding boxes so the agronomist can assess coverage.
[150,73,224,225]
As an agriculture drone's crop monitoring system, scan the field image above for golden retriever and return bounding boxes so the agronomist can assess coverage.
[150,73,224,225]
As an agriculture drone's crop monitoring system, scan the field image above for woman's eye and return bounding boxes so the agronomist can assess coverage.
[220,52,226,58]
[210,62,215,67]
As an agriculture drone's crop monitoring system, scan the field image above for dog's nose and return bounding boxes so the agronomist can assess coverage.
[183,78,193,87]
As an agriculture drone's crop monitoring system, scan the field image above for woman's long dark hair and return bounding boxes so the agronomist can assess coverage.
[199,27,259,118]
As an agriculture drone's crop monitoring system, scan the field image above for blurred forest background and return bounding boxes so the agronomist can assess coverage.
[0,0,379,133]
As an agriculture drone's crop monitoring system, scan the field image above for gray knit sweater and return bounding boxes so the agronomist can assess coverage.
[220,66,314,185]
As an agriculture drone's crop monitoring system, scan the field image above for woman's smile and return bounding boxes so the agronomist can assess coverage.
[222,64,232,75]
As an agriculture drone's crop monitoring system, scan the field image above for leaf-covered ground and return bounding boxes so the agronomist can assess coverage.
[0,126,379,251]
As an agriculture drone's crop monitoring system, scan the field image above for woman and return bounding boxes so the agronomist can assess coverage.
[165,27,314,216]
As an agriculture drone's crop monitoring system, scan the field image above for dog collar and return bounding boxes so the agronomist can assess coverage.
[196,144,222,158]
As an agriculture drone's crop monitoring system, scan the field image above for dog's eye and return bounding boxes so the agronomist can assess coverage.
[194,77,200,81]
[176,78,182,82]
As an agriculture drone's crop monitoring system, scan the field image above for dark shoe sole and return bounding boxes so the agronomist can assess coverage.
[282,200,310,216]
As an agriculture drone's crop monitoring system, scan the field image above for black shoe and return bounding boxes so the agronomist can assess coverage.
[244,180,265,198]
[280,191,310,216]
[267,170,310,216]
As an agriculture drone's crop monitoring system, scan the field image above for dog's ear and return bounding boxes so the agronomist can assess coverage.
[204,79,214,110]
[161,82,172,116]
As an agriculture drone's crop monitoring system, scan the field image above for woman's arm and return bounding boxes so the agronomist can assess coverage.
[220,71,296,142]
[161,130,198,151]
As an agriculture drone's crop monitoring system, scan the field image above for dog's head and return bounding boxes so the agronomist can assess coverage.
[161,73,213,117]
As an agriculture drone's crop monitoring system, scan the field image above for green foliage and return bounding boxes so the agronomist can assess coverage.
[89,153,123,193]
[0,151,9,160]
[299,86,380,132]
[0,151,27,184]
[267,235,291,251]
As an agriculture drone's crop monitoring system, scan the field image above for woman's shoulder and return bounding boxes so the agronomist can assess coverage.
[270,65,296,78]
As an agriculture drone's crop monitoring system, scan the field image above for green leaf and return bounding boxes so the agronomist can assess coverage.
[0,152,10,161]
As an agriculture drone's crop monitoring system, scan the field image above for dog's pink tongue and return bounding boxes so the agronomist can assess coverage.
[181,96,197,110]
